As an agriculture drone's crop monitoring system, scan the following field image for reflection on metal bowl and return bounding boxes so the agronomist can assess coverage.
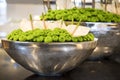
[1,39,97,76]
[87,22,120,60]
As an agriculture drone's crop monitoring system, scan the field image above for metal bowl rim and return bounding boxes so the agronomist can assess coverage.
[1,38,98,45]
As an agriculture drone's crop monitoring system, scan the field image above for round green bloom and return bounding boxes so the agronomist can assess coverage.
[36,36,44,42]
[72,37,78,42]
[59,36,65,42]
[52,36,59,42]
[44,36,53,43]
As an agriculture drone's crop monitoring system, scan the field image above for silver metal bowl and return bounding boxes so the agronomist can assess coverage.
[1,39,97,76]
[86,22,120,59]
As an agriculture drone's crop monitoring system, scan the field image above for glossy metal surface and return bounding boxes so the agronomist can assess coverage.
[86,22,120,59]
[1,39,97,76]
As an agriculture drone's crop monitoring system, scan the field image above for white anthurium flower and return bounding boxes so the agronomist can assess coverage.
[19,19,32,32]
[33,21,45,29]
[19,19,90,37]
[47,20,66,30]
[64,24,76,34]
[20,19,67,32]
[72,26,90,37]
[19,19,39,32]
[65,24,90,37]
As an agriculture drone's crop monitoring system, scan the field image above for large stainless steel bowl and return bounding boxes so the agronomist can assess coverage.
[85,22,120,60]
[1,39,97,76]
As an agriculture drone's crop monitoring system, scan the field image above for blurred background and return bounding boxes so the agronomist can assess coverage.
[5,0,120,14]
[0,0,120,38]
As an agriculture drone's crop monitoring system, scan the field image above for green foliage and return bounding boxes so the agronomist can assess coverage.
[44,36,52,43]
[7,28,95,43]
[40,8,120,22]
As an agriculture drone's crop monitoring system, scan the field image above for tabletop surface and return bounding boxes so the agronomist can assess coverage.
[0,48,120,80]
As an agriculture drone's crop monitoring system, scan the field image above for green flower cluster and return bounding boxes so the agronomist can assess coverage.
[40,7,120,22]
[7,28,94,43]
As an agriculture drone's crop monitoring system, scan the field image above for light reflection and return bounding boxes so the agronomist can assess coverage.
[94,47,99,52]
[76,44,83,49]
[62,47,69,52]
[10,59,20,69]
[54,64,59,70]
[116,32,120,35]
[32,44,39,48]
[32,49,38,60]
[30,62,39,70]
[94,47,112,53]
[104,47,112,53]
[10,59,15,63]
[90,23,111,34]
